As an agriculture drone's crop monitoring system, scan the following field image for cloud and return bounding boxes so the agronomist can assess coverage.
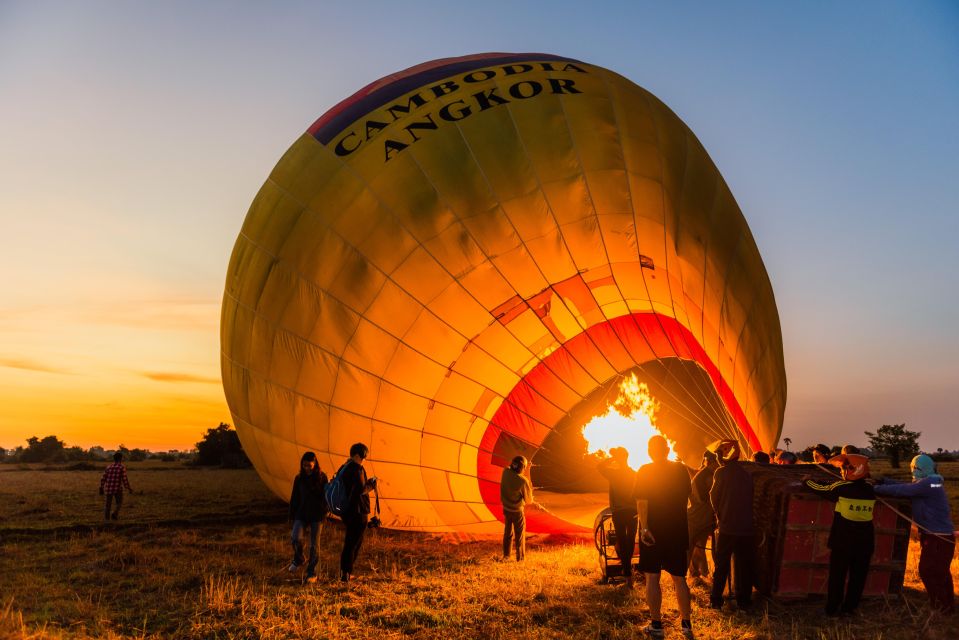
[80,299,221,331]
[142,371,221,384]
[0,358,69,374]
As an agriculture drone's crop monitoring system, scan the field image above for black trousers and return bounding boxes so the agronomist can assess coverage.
[611,510,638,577]
[340,514,368,575]
[827,539,872,614]
[710,533,756,608]
[104,493,123,520]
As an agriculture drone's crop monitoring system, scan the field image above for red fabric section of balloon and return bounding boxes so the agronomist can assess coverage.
[478,312,761,534]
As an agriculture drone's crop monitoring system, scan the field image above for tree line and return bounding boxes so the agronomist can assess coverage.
[782,423,953,468]
[0,423,250,468]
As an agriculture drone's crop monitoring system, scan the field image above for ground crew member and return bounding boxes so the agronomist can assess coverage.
[709,440,756,612]
[803,453,875,616]
[687,450,718,579]
[633,436,694,639]
[875,454,955,614]
[597,447,638,587]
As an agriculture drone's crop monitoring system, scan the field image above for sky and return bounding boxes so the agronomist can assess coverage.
[1,1,957,452]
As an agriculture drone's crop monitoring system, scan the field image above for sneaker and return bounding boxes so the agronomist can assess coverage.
[305,575,317,584]
[681,624,695,639]
[340,572,350,583]
[110,513,119,521]
[641,624,665,638]
[287,563,300,573]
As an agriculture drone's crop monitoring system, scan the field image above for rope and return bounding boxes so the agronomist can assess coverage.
[816,464,956,544]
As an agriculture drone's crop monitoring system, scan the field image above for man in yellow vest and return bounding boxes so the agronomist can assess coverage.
[803,453,876,616]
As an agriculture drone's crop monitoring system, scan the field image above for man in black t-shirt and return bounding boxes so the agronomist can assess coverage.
[633,436,694,639]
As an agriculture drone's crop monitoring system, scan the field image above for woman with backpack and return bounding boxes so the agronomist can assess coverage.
[288,451,328,583]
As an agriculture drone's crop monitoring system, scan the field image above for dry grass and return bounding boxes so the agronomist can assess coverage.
[1,463,957,639]
[0,462,284,531]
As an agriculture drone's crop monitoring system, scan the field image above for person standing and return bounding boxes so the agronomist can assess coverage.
[99,452,133,521]
[633,436,694,639]
[875,454,955,614]
[687,450,719,579]
[288,451,329,583]
[811,443,832,464]
[339,443,377,584]
[803,453,876,616]
[597,447,638,586]
[501,455,533,561]
[708,440,756,612]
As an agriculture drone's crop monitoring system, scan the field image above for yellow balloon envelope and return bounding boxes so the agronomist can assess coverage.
[221,53,786,533]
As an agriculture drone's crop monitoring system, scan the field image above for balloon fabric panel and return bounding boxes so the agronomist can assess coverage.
[222,54,786,532]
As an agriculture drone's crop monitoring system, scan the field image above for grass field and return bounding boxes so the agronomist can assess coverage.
[1,461,957,639]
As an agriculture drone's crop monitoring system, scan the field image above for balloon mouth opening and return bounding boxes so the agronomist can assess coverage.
[519,360,741,531]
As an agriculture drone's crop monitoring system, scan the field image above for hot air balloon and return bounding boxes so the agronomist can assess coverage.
[221,53,786,534]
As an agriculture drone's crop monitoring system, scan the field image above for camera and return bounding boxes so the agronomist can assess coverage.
[368,515,381,528]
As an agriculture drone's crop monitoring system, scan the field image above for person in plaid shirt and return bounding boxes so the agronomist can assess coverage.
[99,452,134,521]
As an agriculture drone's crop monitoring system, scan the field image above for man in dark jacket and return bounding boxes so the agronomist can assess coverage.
[708,440,756,611]
[804,453,875,616]
[339,442,377,584]
[597,447,638,586]
[288,451,329,583]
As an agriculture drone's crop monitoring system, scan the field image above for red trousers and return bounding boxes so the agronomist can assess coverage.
[919,533,955,614]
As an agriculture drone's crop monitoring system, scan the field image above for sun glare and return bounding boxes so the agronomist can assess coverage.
[581,374,671,469]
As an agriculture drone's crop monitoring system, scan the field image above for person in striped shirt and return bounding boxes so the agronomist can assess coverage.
[99,452,134,521]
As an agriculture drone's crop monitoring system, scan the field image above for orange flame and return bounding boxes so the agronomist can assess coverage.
[581,374,671,469]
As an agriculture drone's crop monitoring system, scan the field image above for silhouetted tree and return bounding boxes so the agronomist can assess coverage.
[20,435,66,463]
[195,423,250,468]
[783,437,792,451]
[865,424,920,469]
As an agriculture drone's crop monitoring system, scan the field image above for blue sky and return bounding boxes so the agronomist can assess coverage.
[1,1,956,450]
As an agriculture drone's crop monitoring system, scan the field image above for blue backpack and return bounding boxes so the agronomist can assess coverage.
[324,461,350,517]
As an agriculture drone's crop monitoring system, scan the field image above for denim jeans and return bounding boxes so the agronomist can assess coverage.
[292,520,322,576]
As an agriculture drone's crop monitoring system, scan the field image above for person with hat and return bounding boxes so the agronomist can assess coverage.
[875,454,955,614]
[708,440,756,612]
[501,455,533,561]
[803,453,876,616]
